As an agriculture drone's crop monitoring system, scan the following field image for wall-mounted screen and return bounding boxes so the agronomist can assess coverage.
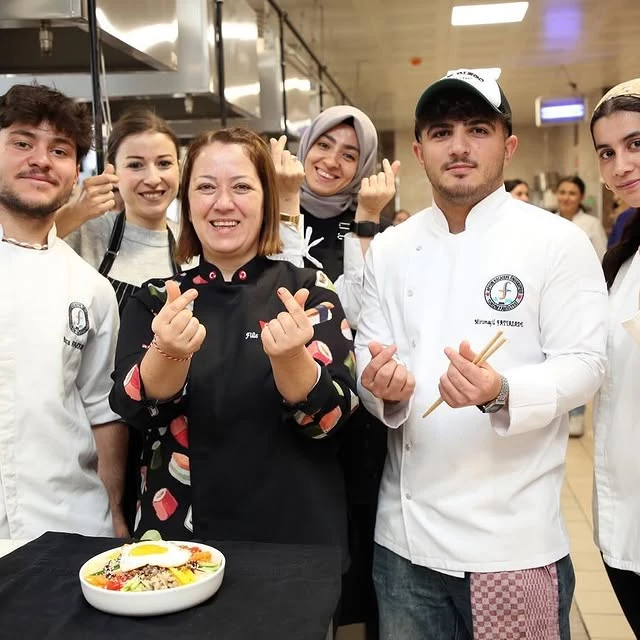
[535,95,587,126]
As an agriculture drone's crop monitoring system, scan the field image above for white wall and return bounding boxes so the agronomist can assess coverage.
[393,128,433,214]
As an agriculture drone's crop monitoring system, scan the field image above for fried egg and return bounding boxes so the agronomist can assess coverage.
[119,541,191,571]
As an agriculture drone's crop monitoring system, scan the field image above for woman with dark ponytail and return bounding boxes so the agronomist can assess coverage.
[590,78,640,636]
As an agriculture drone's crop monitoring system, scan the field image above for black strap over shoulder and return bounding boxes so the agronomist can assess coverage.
[98,211,180,277]
[167,226,180,275]
[98,210,126,277]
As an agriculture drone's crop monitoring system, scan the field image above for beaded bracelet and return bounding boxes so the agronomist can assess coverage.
[151,336,193,362]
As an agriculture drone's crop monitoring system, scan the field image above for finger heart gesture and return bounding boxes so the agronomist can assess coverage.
[261,287,314,359]
[357,158,401,218]
[150,280,207,361]
[270,135,306,199]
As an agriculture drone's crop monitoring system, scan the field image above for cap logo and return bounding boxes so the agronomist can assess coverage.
[447,70,485,83]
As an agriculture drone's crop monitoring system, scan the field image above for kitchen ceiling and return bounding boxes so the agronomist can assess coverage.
[274,0,640,130]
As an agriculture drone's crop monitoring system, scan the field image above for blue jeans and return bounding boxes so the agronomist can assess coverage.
[373,544,575,640]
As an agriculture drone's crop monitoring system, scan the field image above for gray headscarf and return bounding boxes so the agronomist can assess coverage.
[298,105,378,219]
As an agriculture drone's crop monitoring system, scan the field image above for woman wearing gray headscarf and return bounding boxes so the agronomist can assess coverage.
[271,106,399,639]
[271,105,400,329]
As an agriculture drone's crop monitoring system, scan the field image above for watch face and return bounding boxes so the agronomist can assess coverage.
[483,402,503,413]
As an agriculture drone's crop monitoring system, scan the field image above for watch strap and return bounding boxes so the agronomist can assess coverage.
[477,374,509,413]
[349,220,380,237]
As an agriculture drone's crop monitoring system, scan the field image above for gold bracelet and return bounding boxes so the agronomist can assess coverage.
[279,212,300,225]
[151,336,193,362]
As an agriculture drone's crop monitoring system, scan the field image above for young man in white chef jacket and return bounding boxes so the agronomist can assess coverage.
[0,84,127,539]
[355,69,608,639]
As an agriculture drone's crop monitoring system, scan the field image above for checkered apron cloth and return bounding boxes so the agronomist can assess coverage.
[470,563,560,639]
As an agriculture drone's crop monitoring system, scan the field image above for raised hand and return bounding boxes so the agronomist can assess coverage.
[270,135,306,202]
[150,280,206,361]
[438,341,502,408]
[261,287,314,360]
[71,163,120,219]
[361,341,415,402]
[356,158,401,220]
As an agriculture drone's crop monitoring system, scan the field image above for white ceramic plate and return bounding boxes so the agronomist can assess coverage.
[79,541,225,617]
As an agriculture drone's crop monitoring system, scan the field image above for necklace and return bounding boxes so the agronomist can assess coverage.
[2,236,48,250]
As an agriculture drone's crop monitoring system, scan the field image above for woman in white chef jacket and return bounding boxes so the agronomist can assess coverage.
[591,78,640,637]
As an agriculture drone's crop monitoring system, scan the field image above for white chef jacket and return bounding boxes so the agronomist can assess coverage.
[0,224,121,539]
[594,252,640,573]
[571,211,608,261]
[356,188,608,573]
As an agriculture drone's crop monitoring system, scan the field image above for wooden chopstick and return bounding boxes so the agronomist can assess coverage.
[421,331,506,419]
[482,336,506,362]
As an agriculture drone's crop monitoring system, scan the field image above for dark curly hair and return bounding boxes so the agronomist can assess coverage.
[0,83,92,161]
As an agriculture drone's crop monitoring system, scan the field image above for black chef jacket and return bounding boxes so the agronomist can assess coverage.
[110,257,357,564]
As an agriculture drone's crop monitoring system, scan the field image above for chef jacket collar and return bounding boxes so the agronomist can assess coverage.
[197,255,268,284]
[431,186,510,234]
[0,222,58,248]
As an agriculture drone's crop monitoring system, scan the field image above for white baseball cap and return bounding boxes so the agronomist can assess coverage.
[415,68,513,134]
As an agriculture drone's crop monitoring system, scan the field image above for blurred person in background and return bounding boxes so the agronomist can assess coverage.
[607,202,635,248]
[590,78,640,637]
[554,175,608,437]
[555,175,607,261]
[392,208,410,225]
[504,178,529,201]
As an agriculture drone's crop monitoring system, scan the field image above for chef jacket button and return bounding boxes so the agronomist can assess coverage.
[408,289,414,297]
[416,245,422,251]
[239,270,247,280]
[411,340,417,348]
[405,442,411,451]
[405,492,412,500]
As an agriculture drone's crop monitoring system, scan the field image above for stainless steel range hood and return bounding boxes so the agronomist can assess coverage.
[0,0,261,137]
[0,0,178,72]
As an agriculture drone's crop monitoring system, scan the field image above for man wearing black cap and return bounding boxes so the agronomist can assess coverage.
[354,70,608,638]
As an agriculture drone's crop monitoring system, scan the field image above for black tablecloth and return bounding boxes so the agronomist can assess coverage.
[0,532,341,640]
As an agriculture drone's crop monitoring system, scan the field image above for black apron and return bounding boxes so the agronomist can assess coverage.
[98,211,180,530]
[98,211,180,314]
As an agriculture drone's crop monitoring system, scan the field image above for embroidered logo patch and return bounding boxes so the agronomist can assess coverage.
[484,274,524,312]
[68,302,89,335]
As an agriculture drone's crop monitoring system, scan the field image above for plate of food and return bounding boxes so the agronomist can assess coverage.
[79,540,225,616]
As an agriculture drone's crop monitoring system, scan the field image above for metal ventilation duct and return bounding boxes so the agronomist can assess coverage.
[0,0,178,72]
[0,0,261,137]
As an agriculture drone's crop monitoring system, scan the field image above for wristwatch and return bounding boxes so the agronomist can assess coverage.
[478,375,509,413]
[279,212,300,226]
[349,220,380,237]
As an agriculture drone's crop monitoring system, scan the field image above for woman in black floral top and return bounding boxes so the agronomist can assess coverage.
[110,129,357,562]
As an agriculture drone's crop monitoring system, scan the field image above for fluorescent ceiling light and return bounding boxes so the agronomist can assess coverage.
[451,2,529,26]
[447,67,502,80]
